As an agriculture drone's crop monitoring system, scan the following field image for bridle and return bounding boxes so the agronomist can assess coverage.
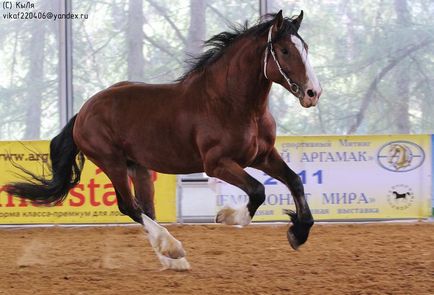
[263,25,303,97]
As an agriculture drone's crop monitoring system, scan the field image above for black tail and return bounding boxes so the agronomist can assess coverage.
[6,115,84,205]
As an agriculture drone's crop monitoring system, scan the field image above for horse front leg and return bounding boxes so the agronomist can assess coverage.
[253,148,314,250]
[206,159,265,226]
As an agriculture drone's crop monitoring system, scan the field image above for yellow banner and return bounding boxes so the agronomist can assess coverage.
[216,135,432,221]
[0,141,177,224]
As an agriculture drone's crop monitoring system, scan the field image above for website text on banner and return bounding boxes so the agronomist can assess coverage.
[215,135,432,221]
[0,141,176,224]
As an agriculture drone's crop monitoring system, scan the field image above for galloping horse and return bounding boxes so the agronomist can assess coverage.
[6,11,322,270]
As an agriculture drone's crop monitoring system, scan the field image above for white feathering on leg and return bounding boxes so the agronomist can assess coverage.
[216,206,251,226]
[141,214,191,271]
[155,253,191,271]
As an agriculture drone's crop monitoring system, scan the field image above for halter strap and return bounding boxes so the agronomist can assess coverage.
[263,26,302,96]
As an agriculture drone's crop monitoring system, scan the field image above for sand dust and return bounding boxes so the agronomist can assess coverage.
[0,222,433,295]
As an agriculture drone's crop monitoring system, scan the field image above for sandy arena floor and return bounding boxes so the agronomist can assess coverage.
[0,222,433,295]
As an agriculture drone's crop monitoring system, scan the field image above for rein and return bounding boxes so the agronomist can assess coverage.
[263,26,302,97]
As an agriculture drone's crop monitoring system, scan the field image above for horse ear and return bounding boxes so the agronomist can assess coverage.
[273,10,284,31]
[292,10,304,31]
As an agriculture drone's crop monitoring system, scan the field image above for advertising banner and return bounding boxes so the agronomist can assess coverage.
[215,135,432,221]
[432,135,434,216]
[0,141,177,224]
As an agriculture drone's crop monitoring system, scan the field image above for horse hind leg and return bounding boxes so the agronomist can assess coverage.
[127,163,155,219]
[141,213,190,271]
[127,163,190,271]
[114,188,143,224]
[98,162,143,224]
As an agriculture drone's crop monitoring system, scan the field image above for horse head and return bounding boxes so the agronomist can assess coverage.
[387,144,411,170]
[264,11,322,108]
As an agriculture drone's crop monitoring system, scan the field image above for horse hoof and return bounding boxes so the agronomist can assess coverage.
[215,206,251,226]
[287,226,301,250]
[160,244,186,259]
[156,231,186,259]
[215,206,236,224]
[285,210,314,250]
[152,233,190,270]
[157,254,191,271]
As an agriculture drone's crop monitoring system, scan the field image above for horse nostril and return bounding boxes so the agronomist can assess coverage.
[307,89,316,98]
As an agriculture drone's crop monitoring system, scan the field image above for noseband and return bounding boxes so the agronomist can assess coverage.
[263,26,303,97]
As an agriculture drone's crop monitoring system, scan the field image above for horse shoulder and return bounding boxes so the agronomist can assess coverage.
[257,112,277,147]
[244,112,276,164]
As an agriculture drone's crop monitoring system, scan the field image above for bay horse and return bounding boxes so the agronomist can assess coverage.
[6,10,322,270]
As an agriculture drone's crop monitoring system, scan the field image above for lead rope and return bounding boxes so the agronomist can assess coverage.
[263,26,302,96]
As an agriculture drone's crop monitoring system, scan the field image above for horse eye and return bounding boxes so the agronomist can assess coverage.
[281,48,289,55]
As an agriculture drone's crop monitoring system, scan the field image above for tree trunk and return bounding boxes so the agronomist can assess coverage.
[127,0,145,81]
[184,0,206,178]
[393,0,411,133]
[347,39,431,134]
[186,0,206,59]
[24,23,46,139]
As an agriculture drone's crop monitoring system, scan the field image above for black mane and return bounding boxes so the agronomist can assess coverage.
[177,13,300,81]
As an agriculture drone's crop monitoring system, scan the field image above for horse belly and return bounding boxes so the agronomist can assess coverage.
[125,129,205,174]
[138,148,204,174]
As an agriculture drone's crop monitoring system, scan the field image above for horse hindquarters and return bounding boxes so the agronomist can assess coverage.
[74,119,190,270]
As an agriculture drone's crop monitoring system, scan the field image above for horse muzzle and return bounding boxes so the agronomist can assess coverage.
[299,85,322,108]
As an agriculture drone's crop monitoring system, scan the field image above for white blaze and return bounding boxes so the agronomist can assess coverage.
[290,35,321,93]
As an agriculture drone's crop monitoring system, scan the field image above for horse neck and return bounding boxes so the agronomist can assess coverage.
[191,36,272,116]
